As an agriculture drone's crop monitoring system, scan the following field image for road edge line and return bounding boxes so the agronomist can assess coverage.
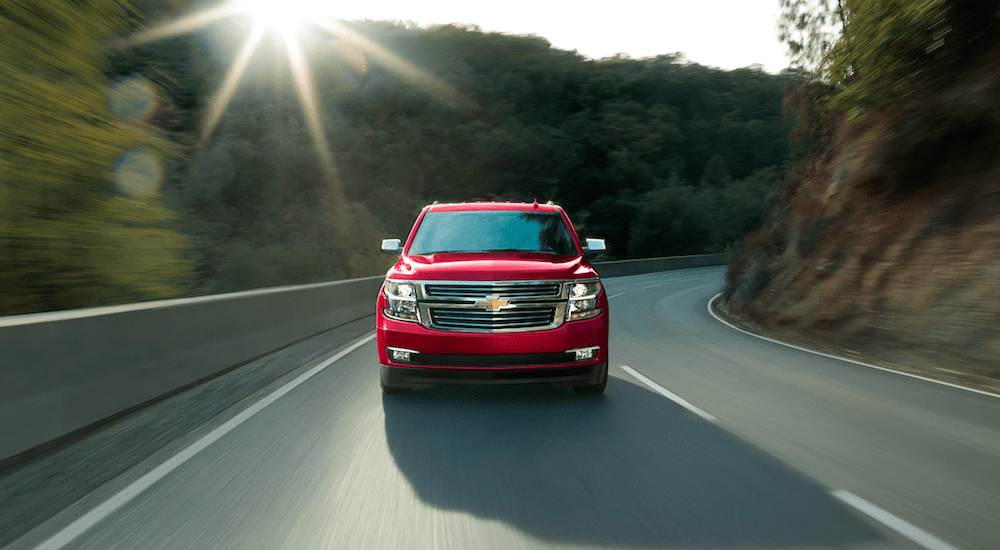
[30,333,377,550]
[620,365,716,421]
[707,293,999,400]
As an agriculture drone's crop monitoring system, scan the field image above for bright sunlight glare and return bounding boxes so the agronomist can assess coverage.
[232,0,329,34]
[121,0,466,187]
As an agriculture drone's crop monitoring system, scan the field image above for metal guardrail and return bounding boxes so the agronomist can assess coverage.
[0,254,726,462]
[594,253,726,278]
[0,277,384,463]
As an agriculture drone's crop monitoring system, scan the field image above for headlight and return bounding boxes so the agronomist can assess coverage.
[383,281,418,322]
[566,280,602,321]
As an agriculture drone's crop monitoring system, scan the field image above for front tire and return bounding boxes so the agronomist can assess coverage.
[573,362,608,394]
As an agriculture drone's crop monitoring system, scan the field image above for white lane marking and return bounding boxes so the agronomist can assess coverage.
[707,293,1000,400]
[621,365,716,421]
[832,490,961,550]
[32,334,377,550]
[608,292,625,299]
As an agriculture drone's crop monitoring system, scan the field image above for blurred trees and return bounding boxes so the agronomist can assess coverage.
[0,0,189,315]
[777,0,849,75]
[4,3,799,313]
[779,0,999,118]
[824,0,949,114]
[122,17,793,278]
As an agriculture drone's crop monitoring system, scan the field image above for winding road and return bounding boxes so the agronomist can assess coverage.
[4,267,999,550]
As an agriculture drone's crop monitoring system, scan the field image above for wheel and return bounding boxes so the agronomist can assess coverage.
[573,362,608,394]
[380,378,412,394]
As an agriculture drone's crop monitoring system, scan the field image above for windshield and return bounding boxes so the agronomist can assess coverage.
[408,211,578,256]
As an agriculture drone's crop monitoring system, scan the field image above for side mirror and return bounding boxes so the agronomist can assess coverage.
[583,238,606,252]
[381,239,401,253]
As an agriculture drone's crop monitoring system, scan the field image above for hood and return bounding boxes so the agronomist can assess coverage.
[387,252,599,281]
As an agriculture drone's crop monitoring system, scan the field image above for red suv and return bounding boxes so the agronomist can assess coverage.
[376,201,609,394]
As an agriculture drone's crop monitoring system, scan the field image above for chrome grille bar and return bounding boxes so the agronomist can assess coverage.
[408,279,602,333]
[430,307,556,330]
[424,283,561,299]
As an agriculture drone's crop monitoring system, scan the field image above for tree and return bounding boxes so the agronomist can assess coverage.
[699,153,732,188]
[97,16,796,291]
[778,0,965,115]
[0,0,190,314]
[627,186,710,257]
[578,195,637,259]
[777,0,849,75]
[824,0,949,113]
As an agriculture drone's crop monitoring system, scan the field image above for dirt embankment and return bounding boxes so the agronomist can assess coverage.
[722,47,1000,394]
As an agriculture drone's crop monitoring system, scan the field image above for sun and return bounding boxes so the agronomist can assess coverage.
[230,0,330,35]
[121,0,466,186]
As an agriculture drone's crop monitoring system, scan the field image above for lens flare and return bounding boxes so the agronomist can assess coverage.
[109,75,159,122]
[123,4,241,47]
[311,17,468,108]
[113,150,164,199]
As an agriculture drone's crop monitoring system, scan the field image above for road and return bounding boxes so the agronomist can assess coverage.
[4,267,999,550]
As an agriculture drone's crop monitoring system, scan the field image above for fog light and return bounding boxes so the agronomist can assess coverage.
[388,347,417,362]
[569,346,599,361]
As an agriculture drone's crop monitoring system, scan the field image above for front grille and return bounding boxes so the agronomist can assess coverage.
[429,306,556,331]
[415,279,574,332]
[424,283,561,299]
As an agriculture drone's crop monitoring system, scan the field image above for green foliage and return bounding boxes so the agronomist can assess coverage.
[782,79,837,157]
[699,154,731,188]
[712,168,777,248]
[4,11,792,304]
[576,195,638,258]
[777,0,849,75]
[0,0,190,315]
[823,0,949,114]
[779,0,966,117]
[615,167,774,258]
[162,21,793,275]
[627,185,710,257]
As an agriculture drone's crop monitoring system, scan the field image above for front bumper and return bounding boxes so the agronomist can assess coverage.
[381,362,608,388]
[376,290,609,385]
[377,308,608,364]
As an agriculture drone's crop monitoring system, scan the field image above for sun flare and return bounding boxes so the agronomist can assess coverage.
[122,0,466,186]
[231,0,330,35]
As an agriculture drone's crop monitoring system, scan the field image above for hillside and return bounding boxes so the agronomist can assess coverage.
[721,1,1000,392]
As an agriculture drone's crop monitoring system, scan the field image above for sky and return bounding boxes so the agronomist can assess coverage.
[330,0,791,73]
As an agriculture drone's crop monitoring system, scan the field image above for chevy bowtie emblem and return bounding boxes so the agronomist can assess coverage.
[474,294,511,312]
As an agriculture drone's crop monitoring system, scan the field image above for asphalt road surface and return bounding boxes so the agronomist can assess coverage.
[4,267,999,550]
